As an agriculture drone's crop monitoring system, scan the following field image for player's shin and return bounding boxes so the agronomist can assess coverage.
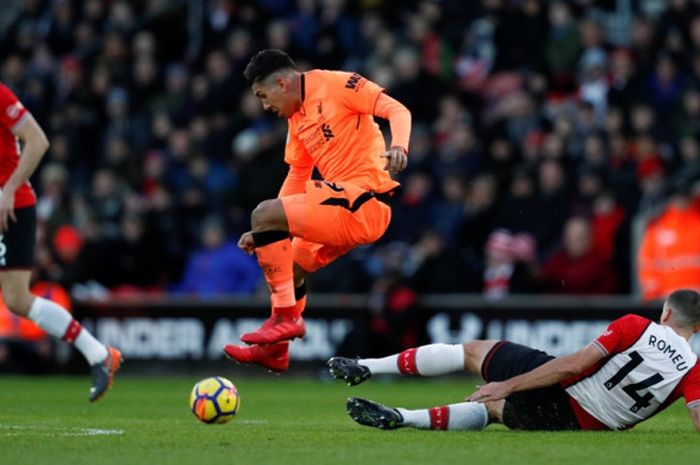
[28,297,108,365]
[360,343,465,376]
[253,231,296,310]
[398,402,488,431]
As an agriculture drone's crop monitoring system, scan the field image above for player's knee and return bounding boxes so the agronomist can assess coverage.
[463,340,500,374]
[3,289,32,315]
[251,199,285,231]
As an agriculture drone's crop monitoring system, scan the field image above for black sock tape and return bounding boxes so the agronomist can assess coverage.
[252,230,290,247]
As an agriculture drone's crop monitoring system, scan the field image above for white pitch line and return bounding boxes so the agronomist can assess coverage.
[236,419,269,425]
[0,425,124,437]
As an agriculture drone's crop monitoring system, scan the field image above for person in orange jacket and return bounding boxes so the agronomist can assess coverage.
[638,185,700,300]
[0,281,72,373]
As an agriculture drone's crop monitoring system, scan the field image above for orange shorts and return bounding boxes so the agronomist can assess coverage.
[281,180,393,272]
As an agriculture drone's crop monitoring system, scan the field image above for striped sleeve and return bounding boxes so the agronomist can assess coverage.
[0,83,29,132]
[595,314,650,355]
[682,363,700,409]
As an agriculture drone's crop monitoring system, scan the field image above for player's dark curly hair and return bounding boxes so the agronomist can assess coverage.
[667,289,700,327]
[243,49,297,85]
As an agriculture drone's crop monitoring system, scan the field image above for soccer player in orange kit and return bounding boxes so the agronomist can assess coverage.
[223,49,411,372]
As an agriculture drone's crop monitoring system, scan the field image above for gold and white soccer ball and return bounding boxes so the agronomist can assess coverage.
[189,376,240,424]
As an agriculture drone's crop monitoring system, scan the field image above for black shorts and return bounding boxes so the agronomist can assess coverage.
[481,341,581,431]
[0,205,36,269]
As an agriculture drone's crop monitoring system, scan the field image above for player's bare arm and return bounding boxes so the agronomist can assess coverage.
[0,115,48,232]
[690,405,700,432]
[467,343,605,402]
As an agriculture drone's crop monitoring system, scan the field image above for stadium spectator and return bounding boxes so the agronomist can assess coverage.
[329,289,700,433]
[174,214,261,296]
[482,229,538,299]
[0,279,71,374]
[538,216,618,294]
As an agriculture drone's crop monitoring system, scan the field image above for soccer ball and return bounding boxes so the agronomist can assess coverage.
[189,376,240,424]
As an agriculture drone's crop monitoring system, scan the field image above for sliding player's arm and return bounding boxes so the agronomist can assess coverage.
[682,366,700,432]
[467,344,605,402]
[468,315,644,403]
[690,405,700,432]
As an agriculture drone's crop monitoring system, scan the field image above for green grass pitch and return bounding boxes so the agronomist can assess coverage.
[0,374,698,465]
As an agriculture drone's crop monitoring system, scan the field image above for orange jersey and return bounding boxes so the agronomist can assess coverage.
[285,70,401,193]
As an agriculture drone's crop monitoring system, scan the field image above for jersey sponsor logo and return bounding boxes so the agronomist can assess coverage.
[321,123,334,141]
[345,73,362,90]
[6,101,23,120]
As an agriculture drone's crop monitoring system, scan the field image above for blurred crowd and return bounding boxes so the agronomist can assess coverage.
[1,0,699,300]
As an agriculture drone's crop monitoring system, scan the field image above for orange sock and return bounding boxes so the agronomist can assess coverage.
[253,231,295,308]
[274,285,307,318]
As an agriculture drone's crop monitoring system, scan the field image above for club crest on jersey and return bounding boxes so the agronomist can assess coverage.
[6,101,23,119]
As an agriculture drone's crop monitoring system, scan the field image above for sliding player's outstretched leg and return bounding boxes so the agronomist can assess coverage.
[346,397,490,431]
[327,357,372,385]
[328,343,469,383]
[346,398,403,429]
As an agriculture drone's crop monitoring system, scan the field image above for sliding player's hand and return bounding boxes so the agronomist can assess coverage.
[0,190,16,233]
[381,147,407,174]
[466,381,511,403]
[238,231,256,255]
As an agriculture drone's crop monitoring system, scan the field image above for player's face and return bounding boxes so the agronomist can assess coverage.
[251,77,295,119]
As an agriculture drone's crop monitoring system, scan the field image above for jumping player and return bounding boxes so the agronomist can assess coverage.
[0,82,121,401]
[328,289,700,432]
[224,49,411,372]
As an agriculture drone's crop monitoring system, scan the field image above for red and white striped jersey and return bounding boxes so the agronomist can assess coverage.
[564,314,700,430]
[0,82,36,208]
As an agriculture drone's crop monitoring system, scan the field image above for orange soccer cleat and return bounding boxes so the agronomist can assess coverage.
[223,341,290,373]
[240,312,306,345]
